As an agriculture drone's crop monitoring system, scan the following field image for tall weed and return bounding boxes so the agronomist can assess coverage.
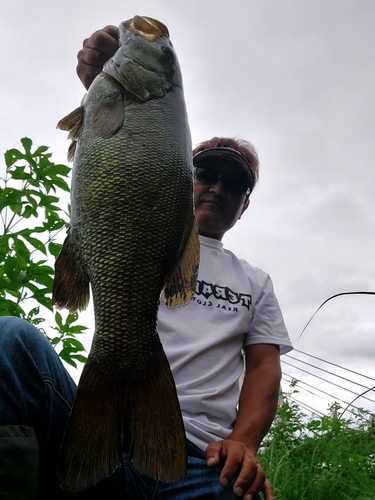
[260,383,375,499]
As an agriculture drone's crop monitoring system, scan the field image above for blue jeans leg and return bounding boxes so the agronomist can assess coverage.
[0,316,123,499]
[157,441,262,500]
[0,316,78,497]
[116,441,262,500]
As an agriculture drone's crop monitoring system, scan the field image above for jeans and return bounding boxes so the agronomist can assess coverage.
[0,316,261,499]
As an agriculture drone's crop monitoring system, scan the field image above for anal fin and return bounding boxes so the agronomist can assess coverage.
[52,230,90,312]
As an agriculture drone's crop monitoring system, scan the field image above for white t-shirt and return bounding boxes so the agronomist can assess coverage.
[158,235,292,452]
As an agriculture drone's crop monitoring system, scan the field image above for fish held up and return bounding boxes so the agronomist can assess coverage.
[53,15,199,491]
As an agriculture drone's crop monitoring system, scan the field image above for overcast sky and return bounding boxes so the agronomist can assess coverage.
[1,0,374,416]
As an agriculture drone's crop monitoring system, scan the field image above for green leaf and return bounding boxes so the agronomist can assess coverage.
[30,292,53,311]
[49,176,70,192]
[2,188,24,208]
[0,297,24,317]
[32,145,49,157]
[25,193,39,209]
[4,148,24,167]
[21,205,39,219]
[21,234,47,255]
[38,194,60,207]
[45,164,71,176]
[13,238,31,261]
[70,354,87,363]
[65,312,79,326]
[43,218,67,231]
[54,311,64,329]
[10,167,32,181]
[27,306,40,317]
[28,225,48,234]
[62,337,85,351]
[59,353,78,368]
[66,325,88,334]
[3,288,22,299]
[21,137,33,155]
[48,242,62,257]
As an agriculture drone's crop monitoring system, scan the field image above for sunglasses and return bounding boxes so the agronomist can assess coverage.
[193,167,251,196]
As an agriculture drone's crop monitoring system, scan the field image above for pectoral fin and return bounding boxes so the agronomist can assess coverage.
[57,106,84,161]
[162,216,200,307]
[92,80,125,139]
[57,106,84,140]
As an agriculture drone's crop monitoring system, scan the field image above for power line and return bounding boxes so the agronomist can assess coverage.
[297,291,375,340]
[281,360,375,404]
[283,372,349,407]
[282,373,374,418]
[292,348,375,383]
[340,385,375,419]
[289,396,325,417]
[284,354,374,392]
[288,383,333,408]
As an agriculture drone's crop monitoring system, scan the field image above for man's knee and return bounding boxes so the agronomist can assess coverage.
[0,316,49,351]
[0,315,41,338]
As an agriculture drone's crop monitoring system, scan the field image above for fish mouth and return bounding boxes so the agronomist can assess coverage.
[124,15,169,41]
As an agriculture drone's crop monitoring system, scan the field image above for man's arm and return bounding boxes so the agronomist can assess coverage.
[206,343,281,500]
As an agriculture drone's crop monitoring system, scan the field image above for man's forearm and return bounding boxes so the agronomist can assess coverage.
[228,344,281,453]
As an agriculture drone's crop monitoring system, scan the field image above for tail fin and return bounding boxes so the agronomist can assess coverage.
[129,359,187,482]
[58,355,186,491]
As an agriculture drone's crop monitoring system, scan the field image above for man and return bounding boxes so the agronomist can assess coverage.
[0,26,292,500]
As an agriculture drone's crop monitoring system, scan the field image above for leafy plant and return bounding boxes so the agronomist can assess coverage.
[260,383,375,499]
[0,137,87,367]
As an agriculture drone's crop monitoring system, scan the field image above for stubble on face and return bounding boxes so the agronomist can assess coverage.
[194,180,249,240]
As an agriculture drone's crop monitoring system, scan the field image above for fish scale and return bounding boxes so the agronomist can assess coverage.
[52,15,199,491]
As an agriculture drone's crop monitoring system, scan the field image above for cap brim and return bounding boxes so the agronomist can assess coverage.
[193,147,254,194]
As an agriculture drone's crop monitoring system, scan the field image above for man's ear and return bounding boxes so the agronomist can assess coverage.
[239,198,250,220]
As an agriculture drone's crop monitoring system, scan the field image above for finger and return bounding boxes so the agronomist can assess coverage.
[231,457,259,497]
[205,441,222,467]
[77,48,110,73]
[261,478,274,500]
[219,448,245,486]
[237,464,266,500]
[82,26,119,55]
[78,27,119,68]
[76,26,119,90]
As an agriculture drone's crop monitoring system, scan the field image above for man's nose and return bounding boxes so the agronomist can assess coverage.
[208,179,226,195]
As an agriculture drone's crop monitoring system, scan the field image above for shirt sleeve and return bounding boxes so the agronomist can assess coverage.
[242,262,293,355]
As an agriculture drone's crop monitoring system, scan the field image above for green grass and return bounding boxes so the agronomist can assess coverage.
[259,384,375,499]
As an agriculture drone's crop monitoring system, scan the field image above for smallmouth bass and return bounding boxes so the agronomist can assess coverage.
[53,15,199,491]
